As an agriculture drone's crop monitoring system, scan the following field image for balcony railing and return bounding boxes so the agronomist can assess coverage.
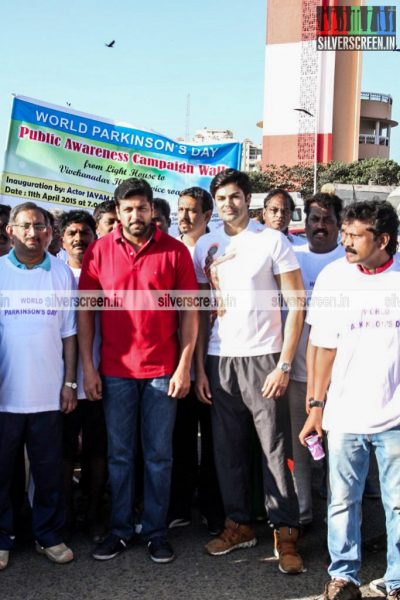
[361,92,392,104]
[359,134,389,146]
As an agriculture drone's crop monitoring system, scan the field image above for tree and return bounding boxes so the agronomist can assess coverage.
[248,158,400,195]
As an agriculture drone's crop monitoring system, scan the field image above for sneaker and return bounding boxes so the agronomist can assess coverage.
[205,518,257,556]
[387,590,400,599]
[323,579,361,600]
[0,550,9,570]
[167,517,191,529]
[92,533,131,561]
[369,578,386,597]
[35,542,74,564]
[273,527,304,574]
[201,515,223,536]
[147,537,175,563]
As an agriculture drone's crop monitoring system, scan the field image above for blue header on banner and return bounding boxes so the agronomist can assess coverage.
[12,97,241,164]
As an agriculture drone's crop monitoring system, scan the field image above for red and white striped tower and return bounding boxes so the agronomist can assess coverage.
[262,0,363,170]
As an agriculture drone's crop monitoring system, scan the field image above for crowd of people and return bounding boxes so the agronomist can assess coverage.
[0,168,399,600]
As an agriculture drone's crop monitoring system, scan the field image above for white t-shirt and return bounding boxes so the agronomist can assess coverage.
[289,244,345,382]
[176,234,196,258]
[0,255,77,413]
[308,254,400,434]
[69,265,101,400]
[193,220,299,357]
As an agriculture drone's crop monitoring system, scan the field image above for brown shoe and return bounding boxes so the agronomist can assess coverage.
[323,579,361,600]
[273,526,304,574]
[205,518,257,556]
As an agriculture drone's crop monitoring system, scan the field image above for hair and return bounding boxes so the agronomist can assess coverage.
[45,210,55,228]
[263,188,295,212]
[113,178,153,206]
[10,202,50,226]
[59,210,96,235]
[153,198,171,221]
[0,204,11,220]
[304,192,343,225]
[342,200,399,257]
[179,187,213,213]
[93,200,116,223]
[209,168,251,198]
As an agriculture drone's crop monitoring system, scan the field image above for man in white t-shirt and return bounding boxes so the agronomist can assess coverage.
[289,192,344,528]
[0,202,77,570]
[300,200,400,600]
[194,169,306,574]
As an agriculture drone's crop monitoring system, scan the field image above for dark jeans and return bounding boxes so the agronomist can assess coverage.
[207,355,299,528]
[0,411,65,549]
[102,375,176,540]
[169,384,224,523]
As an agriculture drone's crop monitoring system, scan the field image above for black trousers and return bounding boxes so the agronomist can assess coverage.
[169,384,224,523]
[0,411,65,549]
[207,355,299,527]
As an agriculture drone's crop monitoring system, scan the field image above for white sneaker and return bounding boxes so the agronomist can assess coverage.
[35,542,74,564]
[369,578,386,597]
[0,550,9,570]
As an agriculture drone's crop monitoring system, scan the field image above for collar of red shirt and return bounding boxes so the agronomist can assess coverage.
[357,256,393,275]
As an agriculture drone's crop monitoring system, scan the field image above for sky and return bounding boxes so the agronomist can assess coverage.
[0,0,399,162]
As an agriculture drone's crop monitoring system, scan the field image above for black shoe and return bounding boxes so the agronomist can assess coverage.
[92,533,131,561]
[167,517,191,529]
[201,515,223,536]
[147,537,175,563]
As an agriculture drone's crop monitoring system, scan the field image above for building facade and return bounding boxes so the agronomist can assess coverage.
[262,0,362,168]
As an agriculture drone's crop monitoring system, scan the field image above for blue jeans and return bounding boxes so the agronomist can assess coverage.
[102,376,176,541]
[327,428,400,592]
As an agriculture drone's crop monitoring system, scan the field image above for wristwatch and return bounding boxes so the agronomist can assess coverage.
[308,398,325,409]
[64,381,78,390]
[278,362,291,374]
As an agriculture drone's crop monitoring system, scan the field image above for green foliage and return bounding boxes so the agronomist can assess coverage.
[247,158,400,196]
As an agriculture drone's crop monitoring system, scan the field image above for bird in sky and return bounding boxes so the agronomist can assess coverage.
[66,102,71,106]
[105,40,115,48]
[294,107,313,117]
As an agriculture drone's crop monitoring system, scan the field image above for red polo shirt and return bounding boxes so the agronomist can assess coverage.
[79,224,198,378]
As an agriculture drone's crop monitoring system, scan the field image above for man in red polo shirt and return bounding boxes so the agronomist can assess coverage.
[78,178,198,564]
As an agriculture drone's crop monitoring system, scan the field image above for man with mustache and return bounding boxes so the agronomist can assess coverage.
[168,187,224,535]
[289,192,343,530]
[60,210,107,542]
[78,178,198,564]
[300,200,400,600]
[0,204,11,257]
[0,202,77,570]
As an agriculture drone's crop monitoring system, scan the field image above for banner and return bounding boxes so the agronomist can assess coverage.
[0,96,242,225]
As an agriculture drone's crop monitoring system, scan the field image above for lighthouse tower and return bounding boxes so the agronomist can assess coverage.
[262,0,363,168]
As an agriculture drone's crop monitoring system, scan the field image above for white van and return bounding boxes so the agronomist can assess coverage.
[387,187,400,215]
